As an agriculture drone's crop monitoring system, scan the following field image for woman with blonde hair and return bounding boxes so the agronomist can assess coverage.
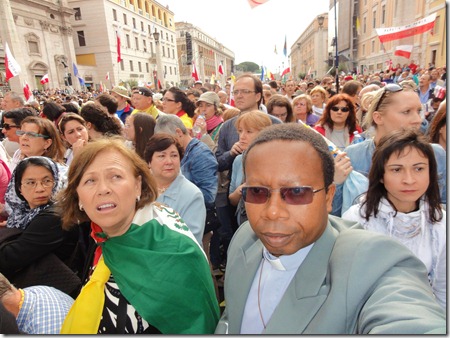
[292,94,320,127]
[310,85,328,117]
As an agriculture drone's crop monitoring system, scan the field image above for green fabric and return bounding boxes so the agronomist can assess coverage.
[102,218,220,334]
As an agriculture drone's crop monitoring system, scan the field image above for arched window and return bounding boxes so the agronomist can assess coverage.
[25,33,41,56]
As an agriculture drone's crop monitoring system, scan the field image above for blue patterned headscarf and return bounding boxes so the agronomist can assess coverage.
[4,156,68,229]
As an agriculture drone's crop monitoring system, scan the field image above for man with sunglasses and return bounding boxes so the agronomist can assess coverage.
[215,123,445,334]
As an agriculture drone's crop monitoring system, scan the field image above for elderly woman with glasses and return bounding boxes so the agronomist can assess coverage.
[0,157,80,294]
[331,83,447,216]
[292,94,320,127]
[314,93,362,151]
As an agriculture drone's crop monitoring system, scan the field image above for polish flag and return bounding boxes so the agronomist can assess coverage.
[229,73,236,107]
[191,62,199,81]
[376,13,436,43]
[4,42,21,81]
[40,73,49,84]
[23,81,33,101]
[106,72,110,80]
[248,0,270,9]
[218,63,224,75]
[116,30,122,63]
[99,81,104,92]
[281,67,291,77]
[394,45,414,59]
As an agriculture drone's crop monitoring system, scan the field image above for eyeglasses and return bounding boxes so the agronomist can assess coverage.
[242,186,325,205]
[2,123,19,130]
[162,97,176,102]
[21,178,54,189]
[16,130,50,139]
[330,106,350,112]
[232,89,256,96]
[272,113,287,119]
[374,83,403,112]
[294,102,306,107]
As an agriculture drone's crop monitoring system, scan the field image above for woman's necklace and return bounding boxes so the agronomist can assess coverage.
[157,186,168,195]
[257,258,266,329]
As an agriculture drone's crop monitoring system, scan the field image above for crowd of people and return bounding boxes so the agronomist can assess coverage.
[0,61,446,333]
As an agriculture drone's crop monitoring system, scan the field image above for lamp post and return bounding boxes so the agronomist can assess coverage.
[317,15,325,78]
[152,28,164,90]
[334,0,339,93]
[199,51,204,82]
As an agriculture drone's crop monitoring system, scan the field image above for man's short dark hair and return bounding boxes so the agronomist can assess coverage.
[243,123,335,191]
[3,108,36,125]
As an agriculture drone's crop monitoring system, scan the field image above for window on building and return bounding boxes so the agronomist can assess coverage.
[77,31,86,46]
[126,34,131,48]
[74,7,82,20]
[171,35,174,43]
[28,40,39,54]
[164,65,167,76]
[381,5,385,24]
[130,60,134,71]
[120,59,124,71]
[172,48,175,59]
[123,13,127,25]
[141,21,144,31]
[362,44,366,55]
[135,37,139,50]
[169,66,172,75]
[166,33,169,41]
[138,61,142,72]
[146,63,149,73]
[371,40,375,53]
[132,18,136,29]
[148,25,151,34]
[431,50,437,66]
[112,9,117,21]
[143,39,147,52]
[174,67,177,75]
[373,10,377,28]
[167,48,170,58]
[162,46,165,57]
[363,17,367,33]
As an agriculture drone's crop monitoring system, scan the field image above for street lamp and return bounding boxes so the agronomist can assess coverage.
[317,15,325,78]
[199,51,204,83]
[153,28,164,90]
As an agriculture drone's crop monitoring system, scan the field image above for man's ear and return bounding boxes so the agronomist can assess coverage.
[175,128,184,139]
[325,183,336,213]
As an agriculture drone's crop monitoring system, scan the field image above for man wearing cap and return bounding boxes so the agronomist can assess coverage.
[130,87,163,120]
[110,86,133,124]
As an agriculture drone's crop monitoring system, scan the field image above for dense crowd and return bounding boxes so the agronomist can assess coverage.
[0,62,446,333]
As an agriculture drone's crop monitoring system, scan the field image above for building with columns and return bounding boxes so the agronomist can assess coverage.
[175,22,235,89]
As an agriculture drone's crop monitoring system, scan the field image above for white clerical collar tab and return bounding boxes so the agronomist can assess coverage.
[263,250,286,271]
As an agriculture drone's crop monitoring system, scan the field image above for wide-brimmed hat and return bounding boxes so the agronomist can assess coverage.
[197,92,220,106]
[111,86,130,99]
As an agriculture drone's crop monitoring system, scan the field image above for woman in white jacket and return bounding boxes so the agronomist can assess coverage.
[343,128,446,309]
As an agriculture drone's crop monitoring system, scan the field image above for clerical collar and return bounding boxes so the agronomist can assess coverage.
[262,243,314,271]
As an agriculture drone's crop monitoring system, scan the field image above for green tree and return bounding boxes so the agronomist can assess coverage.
[236,61,260,73]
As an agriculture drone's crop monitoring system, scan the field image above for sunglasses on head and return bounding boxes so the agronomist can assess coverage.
[242,186,325,205]
[330,106,350,112]
[2,123,19,130]
[374,83,403,111]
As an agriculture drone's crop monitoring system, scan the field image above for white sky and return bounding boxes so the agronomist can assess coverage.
[162,0,330,73]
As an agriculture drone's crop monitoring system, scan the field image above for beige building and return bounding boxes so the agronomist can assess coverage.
[0,0,77,93]
[290,14,329,81]
[176,22,235,89]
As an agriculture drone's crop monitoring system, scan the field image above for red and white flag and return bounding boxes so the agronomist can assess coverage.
[116,30,122,63]
[23,81,33,101]
[106,72,110,80]
[394,45,414,59]
[229,73,236,107]
[40,73,49,84]
[4,42,21,82]
[191,62,199,81]
[248,0,270,9]
[281,67,291,77]
[376,13,436,43]
[99,81,104,93]
[218,63,224,75]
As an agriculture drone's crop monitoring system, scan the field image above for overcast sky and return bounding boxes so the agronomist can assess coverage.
[162,0,330,72]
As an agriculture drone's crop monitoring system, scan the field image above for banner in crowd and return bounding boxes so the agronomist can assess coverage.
[394,45,414,59]
[376,13,436,43]
[40,73,49,84]
[4,42,21,81]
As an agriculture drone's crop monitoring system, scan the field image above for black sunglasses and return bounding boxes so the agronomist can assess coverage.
[374,83,403,111]
[331,106,350,112]
[2,123,19,130]
[242,186,325,205]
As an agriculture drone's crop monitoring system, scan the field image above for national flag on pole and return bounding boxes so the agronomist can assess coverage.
[23,81,33,101]
[99,81,104,93]
[376,13,436,43]
[229,73,236,107]
[260,66,265,81]
[116,30,122,63]
[356,17,361,36]
[218,63,224,75]
[40,73,49,84]
[106,72,110,80]
[283,35,287,57]
[281,67,291,77]
[268,71,275,81]
[4,42,21,82]
[247,0,270,9]
[394,45,414,59]
[157,79,162,90]
[191,62,199,81]
[73,62,85,86]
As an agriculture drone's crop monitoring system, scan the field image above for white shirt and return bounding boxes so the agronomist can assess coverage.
[240,244,313,333]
